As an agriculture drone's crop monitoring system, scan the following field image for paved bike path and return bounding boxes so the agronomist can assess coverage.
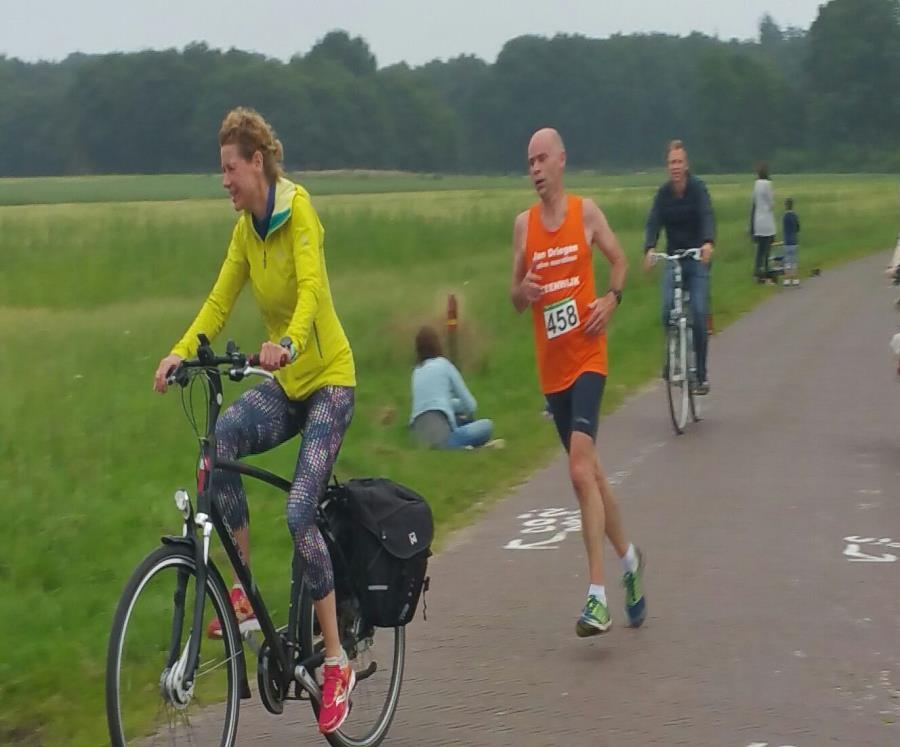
[240,252,900,747]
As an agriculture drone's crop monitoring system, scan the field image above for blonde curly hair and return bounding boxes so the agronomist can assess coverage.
[218,107,284,183]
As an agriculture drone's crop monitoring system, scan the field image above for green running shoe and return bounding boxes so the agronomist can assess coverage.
[575,595,611,637]
[623,548,647,628]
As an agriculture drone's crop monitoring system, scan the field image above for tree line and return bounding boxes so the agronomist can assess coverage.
[1,0,898,177]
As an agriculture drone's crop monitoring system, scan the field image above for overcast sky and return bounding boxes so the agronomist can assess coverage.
[1,0,825,67]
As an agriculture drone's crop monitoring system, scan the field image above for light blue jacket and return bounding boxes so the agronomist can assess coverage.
[409,356,476,429]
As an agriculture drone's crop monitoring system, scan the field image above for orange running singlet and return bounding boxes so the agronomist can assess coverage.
[525,194,608,394]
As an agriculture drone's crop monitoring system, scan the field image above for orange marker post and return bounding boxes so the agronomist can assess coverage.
[447,294,458,364]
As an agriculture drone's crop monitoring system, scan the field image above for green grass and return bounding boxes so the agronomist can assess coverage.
[4,169,896,206]
[1,173,897,745]
[0,171,531,205]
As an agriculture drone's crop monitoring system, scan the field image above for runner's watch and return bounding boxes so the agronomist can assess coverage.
[607,288,623,306]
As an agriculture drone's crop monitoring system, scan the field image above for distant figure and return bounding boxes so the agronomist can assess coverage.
[751,163,776,284]
[782,197,801,287]
[890,332,900,376]
[886,232,900,312]
[885,232,900,284]
[644,139,715,394]
[885,233,900,374]
[409,326,495,449]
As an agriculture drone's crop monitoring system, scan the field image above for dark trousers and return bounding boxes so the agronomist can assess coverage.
[754,235,774,279]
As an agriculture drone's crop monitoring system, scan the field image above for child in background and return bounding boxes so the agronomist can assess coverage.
[782,197,801,287]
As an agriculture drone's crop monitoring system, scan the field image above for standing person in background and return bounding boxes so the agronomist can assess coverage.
[782,197,801,287]
[751,163,776,284]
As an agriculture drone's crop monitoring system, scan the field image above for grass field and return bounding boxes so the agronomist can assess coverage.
[1,172,897,745]
[4,170,897,206]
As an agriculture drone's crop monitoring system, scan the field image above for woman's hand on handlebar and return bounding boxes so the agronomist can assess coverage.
[258,341,289,372]
[153,353,184,394]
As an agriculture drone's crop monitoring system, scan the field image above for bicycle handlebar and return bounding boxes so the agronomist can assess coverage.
[165,337,276,387]
[647,247,702,265]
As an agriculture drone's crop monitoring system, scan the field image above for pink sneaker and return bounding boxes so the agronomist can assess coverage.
[318,661,356,734]
[206,586,259,639]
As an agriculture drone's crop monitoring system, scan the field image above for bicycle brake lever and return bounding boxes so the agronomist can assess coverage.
[167,364,190,388]
[243,366,275,380]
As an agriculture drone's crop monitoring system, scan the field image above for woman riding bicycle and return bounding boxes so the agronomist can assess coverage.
[152,107,356,735]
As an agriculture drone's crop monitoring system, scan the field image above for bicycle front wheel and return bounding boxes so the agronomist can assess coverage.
[106,544,242,746]
[299,586,405,747]
[666,325,690,434]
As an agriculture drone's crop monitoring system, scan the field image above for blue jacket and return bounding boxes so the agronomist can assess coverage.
[783,210,800,246]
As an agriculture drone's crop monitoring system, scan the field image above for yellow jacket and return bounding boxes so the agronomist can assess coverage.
[171,178,355,399]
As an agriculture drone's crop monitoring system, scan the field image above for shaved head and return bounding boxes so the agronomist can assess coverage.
[528,127,565,157]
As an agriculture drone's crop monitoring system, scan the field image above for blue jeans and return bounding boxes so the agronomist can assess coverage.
[662,259,709,383]
[446,419,493,449]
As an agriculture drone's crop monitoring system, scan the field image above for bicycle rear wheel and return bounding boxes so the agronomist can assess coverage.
[666,325,690,434]
[299,585,405,747]
[106,544,242,746]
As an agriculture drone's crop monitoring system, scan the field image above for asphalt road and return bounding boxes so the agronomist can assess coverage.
[231,252,900,747]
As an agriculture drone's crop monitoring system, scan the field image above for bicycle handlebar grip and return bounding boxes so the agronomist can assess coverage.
[248,354,261,366]
[167,363,190,387]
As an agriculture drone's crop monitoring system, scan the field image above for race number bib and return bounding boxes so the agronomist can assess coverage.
[543,297,580,339]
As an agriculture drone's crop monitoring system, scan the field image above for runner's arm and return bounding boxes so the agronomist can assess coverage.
[582,199,626,335]
[510,211,535,313]
[585,199,627,294]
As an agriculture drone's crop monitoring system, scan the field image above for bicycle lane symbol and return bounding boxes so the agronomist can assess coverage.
[843,536,899,563]
[503,508,581,550]
[502,442,666,551]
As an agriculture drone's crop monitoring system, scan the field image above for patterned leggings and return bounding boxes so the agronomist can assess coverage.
[214,379,354,600]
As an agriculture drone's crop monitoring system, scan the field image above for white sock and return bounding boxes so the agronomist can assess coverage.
[325,650,348,668]
[588,584,607,604]
[621,544,639,574]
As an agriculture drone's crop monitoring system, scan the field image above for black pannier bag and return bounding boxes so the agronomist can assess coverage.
[339,478,433,627]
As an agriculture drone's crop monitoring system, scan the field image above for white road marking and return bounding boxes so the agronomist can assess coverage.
[503,442,666,549]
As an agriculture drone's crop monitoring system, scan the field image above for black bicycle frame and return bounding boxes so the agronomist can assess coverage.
[178,365,306,696]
